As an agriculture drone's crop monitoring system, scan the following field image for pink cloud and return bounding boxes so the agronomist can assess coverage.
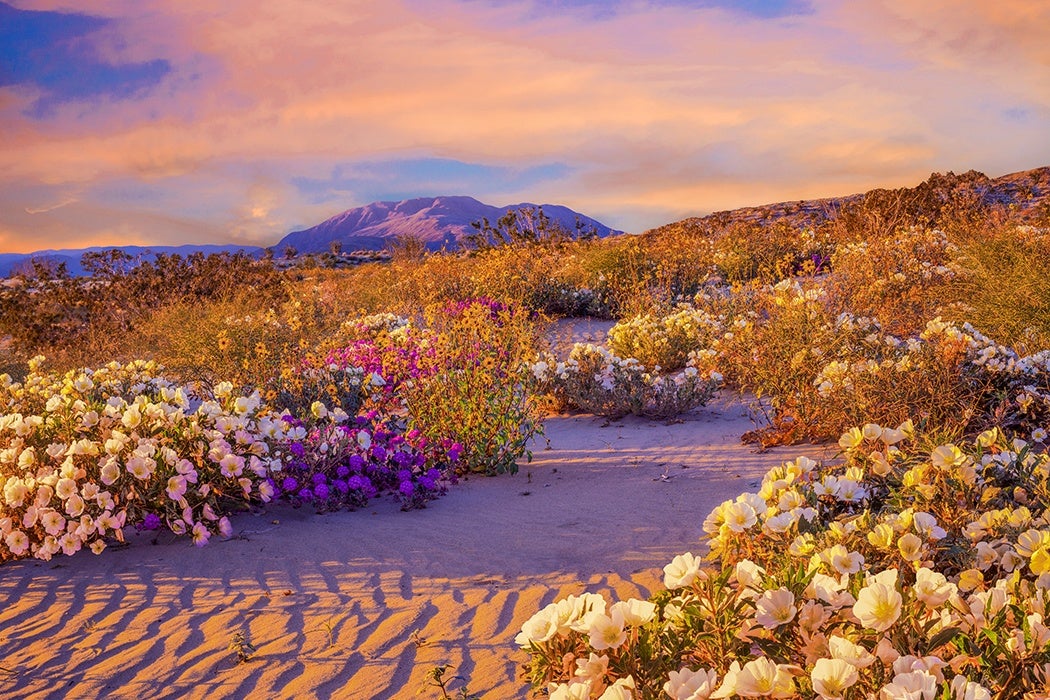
[1,0,1048,250]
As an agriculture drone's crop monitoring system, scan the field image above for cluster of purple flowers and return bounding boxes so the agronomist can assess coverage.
[270,413,462,511]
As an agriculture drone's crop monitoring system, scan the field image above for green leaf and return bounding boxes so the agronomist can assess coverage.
[927,626,961,650]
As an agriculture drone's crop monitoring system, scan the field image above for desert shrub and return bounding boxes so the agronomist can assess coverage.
[698,281,1050,445]
[518,423,1050,698]
[0,251,286,370]
[607,305,724,371]
[533,344,720,419]
[0,358,281,561]
[949,221,1050,351]
[709,220,829,284]
[327,300,545,475]
[826,227,958,336]
[131,285,334,394]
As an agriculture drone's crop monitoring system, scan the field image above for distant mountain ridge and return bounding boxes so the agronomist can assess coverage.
[0,244,263,278]
[276,195,622,253]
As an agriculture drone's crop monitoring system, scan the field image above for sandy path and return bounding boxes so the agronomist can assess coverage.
[0,396,834,699]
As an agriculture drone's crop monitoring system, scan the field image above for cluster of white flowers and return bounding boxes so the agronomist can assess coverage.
[533,342,719,419]
[0,360,296,561]
[519,423,1050,697]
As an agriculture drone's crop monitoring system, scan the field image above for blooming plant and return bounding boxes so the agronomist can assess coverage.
[607,306,724,372]
[328,301,544,475]
[0,358,284,561]
[518,422,1050,698]
[266,407,462,512]
[534,343,720,420]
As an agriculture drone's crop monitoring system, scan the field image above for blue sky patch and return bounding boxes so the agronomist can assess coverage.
[292,158,571,206]
[0,2,170,118]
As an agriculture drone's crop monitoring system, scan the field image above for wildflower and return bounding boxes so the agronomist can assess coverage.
[949,676,991,700]
[548,681,591,700]
[588,609,628,651]
[515,605,559,647]
[723,501,758,532]
[897,533,924,562]
[719,657,795,698]
[914,568,956,607]
[838,427,864,451]
[879,670,937,700]
[811,658,859,700]
[664,667,719,700]
[664,552,704,589]
[597,677,635,700]
[854,570,902,632]
[828,635,876,668]
[610,599,656,627]
[754,588,797,628]
[930,444,965,470]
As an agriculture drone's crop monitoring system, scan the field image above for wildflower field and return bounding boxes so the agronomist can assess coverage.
[4,171,1050,697]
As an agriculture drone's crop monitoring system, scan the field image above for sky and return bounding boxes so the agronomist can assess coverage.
[1,0,1048,253]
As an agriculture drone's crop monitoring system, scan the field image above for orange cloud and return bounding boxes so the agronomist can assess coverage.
[1,0,1048,250]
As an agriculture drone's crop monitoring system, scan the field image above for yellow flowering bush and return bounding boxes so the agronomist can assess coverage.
[0,358,286,561]
[608,306,724,372]
[519,423,1050,698]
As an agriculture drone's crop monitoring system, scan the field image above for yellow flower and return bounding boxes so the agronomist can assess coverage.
[897,533,924,562]
[838,427,864,451]
[868,524,895,549]
[957,569,984,592]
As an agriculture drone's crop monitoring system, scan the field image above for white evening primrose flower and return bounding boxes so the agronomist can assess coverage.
[548,681,592,700]
[862,423,883,441]
[930,444,965,470]
[913,568,956,607]
[191,521,210,547]
[734,559,766,591]
[811,658,859,700]
[723,501,757,532]
[610,599,656,627]
[949,675,991,700]
[664,667,719,700]
[828,635,876,668]
[879,670,937,700]
[838,427,864,451]
[597,676,635,700]
[731,657,795,698]
[588,609,628,651]
[310,401,328,420]
[1033,428,1048,443]
[515,604,559,647]
[854,573,903,632]
[664,552,704,589]
[4,529,29,556]
[573,652,608,686]
[897,533,924,562]
[754,588,797,629]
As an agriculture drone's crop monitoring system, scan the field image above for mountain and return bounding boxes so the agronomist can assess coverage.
[645,165,1050,236]
[276,196,622,254]
[0,244,263,278]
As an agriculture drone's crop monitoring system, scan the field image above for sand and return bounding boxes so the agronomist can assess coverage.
[0,392,835,700]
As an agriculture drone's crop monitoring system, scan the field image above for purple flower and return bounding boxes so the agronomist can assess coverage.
[399,481,415,496]
[336,465,350,478]
[333,479,349,494]
[372,445,387,461]
[298,487,314,501]
[314,483,330,500]
[397,469,412,482]
[141,513,162,531]
[448,443,463,462]
[289,442,306,458]
[281,476,299,493]
[348,454,365,470]
[312,472,327,485]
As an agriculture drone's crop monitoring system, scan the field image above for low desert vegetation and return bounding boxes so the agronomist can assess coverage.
[3,169,1050,695]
